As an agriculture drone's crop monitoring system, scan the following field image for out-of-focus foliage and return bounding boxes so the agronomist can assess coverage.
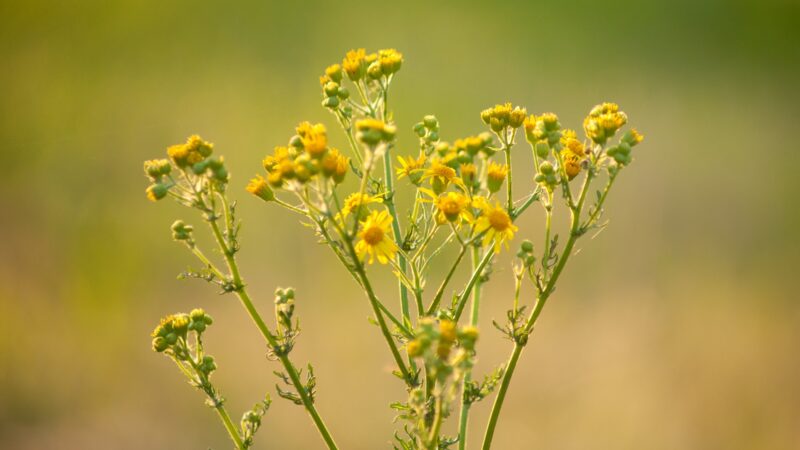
[0,0,798,449]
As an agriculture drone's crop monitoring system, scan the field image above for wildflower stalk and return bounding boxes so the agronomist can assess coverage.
[456,245,484,450]
[190,187,339,450]
[481,170,595,450]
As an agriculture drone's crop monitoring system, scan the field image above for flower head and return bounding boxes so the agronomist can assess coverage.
[337,192,384,223]
[422,159,464,194]
[321,148,349,184]
[421,189,473,225]
[246,175,275,202]
[378,48,403,75]
[584,102,627,144]
[343,48,367,81]
[486,161,508,193]
[355,210,398,264]
[474,199,518,253]
[396,154,426,185]
[296,122,328,158]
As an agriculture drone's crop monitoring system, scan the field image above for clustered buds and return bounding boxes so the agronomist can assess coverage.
[253,122,350,196]
[144,135,229,203]
[355,118,396,146]
[480,103,528,133]
[583,102,628,145]
[151,309,214,354]
[607,128,644,165]
[406,318,479,380]
[516,240,536,268]
[171,220,194,241]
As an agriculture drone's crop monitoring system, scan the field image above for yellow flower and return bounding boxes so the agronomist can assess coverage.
[324,63,342,83]
[342,48,367,81]
[263,146,293,172]
[337,192,384,223]
[355,210,398,264]
[321,148,349,184]
[486,161,508,193]
[474,199,518,253]
[396,154,426,184]
[584,102,627,144]
[561,151,582,180]
[355,118,396,145]
[246,175,275,202]
[460,163,477,187]
[560,129,585,157]
[378,48,403,75]
[296,122,328,158]
[421,189,473,225]
[422,159,464,194]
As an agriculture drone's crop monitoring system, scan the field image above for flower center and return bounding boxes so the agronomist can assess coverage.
[488,209,511,231]
[363,226,384,245]
[441,198,461,215]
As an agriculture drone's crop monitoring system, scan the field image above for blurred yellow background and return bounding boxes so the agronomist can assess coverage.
[1,0,799,449]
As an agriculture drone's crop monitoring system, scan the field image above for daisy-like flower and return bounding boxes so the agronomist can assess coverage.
[246,175,275,202]
[336,192,384,223]
[474,198,518,253]
[355,210,398,264]
[396,154,426,185]
[422,159,464,194]
[420,189,473,225]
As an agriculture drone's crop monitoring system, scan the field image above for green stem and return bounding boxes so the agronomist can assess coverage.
[505,146,513,214]
[206,216,339,450]
[342,238,413,385]
[214,403,245,450]
[451,250,493,320]
[427,244,468,315]
[457,245,483,450]
[481,171,595,449]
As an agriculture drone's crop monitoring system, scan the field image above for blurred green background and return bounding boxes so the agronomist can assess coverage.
[1,0,799,448]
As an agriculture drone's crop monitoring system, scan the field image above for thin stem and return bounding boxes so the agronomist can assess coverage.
[427,244,468,315]
[342,238,413,384]
[214,403,245,450]
[481,171,595,449]
[203,204,338,449]
[457,245,483,450]
[451,250,493,320]
[427,395,444,450]
[505,146,513,214]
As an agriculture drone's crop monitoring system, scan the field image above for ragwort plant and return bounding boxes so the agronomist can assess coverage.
[143,48,644,449]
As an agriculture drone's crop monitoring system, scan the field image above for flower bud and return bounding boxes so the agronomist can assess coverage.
[535,142,550,159]
[323,82,339,97]
[423,115,439,130]
[337,86,350,100]
[152,336,168,352]
[144,159,171,179]
[146,183,168,201]
[322,96,340,109]
[325,64,342,83]
[171,220,194,241]
[246,175,275,202]
[520,240,534,253]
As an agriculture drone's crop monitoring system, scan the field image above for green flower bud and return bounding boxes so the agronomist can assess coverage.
[367,61,382,79]
[520,240,534,253]
[535,142,550,159]
[152,336,168,352]
[322,96,340,109]
[336,86,350,100]
[323,81,339,97]
[146,183,169,202]
[539,161,554,175]
[423,115,439,130]
[427,131,439,142]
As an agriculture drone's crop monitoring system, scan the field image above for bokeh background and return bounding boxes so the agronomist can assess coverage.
[1,0,799,449]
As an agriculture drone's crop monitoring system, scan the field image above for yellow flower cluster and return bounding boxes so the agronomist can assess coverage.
[559,130,586,180]
[168,135,214,168]
[583,102,627,144]
[253,122,349,193]
[144,135,228,202]
[480,103,527,132]
[355,118,396,146]
[523,113,562,148]
[319,48,403,109]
